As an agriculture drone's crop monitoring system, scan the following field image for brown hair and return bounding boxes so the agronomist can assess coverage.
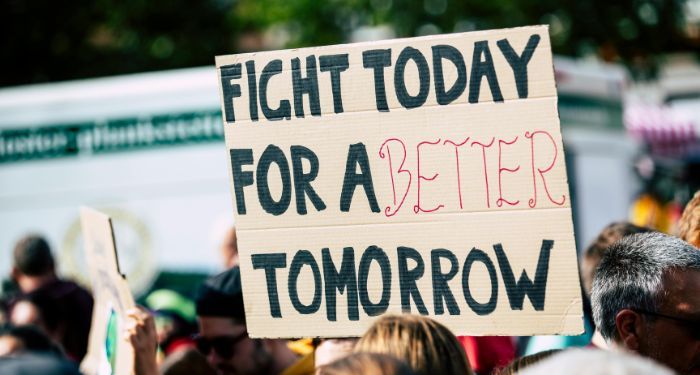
[318,352,416,375]
[354,315,472,375]
[679,190,700,248]
[493,349,561,375]
[13,234,54,276]
[580,222,651,295]
[161,348,216,375]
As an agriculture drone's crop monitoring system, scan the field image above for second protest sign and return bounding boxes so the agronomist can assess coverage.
[216,25,583,337]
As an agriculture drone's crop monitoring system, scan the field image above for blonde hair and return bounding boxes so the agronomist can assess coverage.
[354,315,472,375]
[679,190,700,248]
[318,352,416,375]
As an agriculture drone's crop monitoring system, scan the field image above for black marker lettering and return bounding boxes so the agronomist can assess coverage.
[397,246,429,315]
[230,148,254,215]
[340,143,380,213]
[497,34,541,99]
[259,59,292,120]
[493,240,553,310]
[292,55,321,118]
[220,64,242,122]
[469,41,504,103]
[291,145,326,215]
[394,47,430,109]
[252,253,287,318]
[462,248,498,315]
[432,45,467,105]
[362,49,392,112]
[431,248,460,315]
[319,54,349,114]
[245,61,259,121]
[257,144,292,215]
[358,245,391,316]
[288,250,323,314]
[322,247,359,321]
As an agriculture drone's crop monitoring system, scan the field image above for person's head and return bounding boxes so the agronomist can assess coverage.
[314,338,358,369]
[318,352,417,375]
[160,348,216,375]
[220,227,239,269]
[591,232,700,374]
[0,325,62,357]
[9,294,61,344]
[494,349,561,375]
[580,222,651,296]
[518,348,674,375]
[679,190,700,248]
[354,315,472,375]
[195,266,296,375]
[11,235,56,293]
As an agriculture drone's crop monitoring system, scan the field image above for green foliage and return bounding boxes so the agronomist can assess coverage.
[0,0,694,86]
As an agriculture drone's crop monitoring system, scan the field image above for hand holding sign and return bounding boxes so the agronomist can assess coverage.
[124,307,159,375]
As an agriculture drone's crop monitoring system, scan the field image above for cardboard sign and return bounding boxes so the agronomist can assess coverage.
[80,207,136,375]
[216,25,583,338]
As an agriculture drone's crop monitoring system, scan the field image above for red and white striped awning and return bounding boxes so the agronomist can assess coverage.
[624,104,700,157]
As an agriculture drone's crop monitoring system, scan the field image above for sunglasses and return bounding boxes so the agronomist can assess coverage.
[632,308,700,340]
[194,332,248,359]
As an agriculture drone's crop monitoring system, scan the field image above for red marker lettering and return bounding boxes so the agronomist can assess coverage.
[525,130,566,208]
[443,137,470,209]
[379,138,412,217]
[470,138,495,208]
[496,136,520,207]
[413,139,444,214]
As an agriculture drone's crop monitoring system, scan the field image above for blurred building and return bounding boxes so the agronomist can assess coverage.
[0,67,231,297]
[624,55,700,233]
[554,56,642,249]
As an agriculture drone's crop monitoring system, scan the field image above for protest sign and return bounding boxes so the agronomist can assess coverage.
[216,25,583,337]
[80,207,136,375]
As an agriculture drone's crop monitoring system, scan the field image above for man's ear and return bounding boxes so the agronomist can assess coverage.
[615,309,644,351]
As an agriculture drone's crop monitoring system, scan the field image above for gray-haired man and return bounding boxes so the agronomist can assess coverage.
[591,232,700,374]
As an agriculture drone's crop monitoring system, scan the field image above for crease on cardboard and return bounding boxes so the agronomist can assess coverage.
[238,206,572,232]
[219,94,559,127]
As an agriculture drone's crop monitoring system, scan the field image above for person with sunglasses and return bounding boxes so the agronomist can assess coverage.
[194,266,311,375]
[591,232,700,375]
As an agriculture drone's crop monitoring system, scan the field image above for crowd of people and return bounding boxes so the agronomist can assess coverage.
[1,191,699,375]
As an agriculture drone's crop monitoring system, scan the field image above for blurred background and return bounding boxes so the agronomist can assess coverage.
[1,0,700,300]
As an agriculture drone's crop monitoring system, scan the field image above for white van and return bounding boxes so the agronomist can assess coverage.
[0,67,232,296]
